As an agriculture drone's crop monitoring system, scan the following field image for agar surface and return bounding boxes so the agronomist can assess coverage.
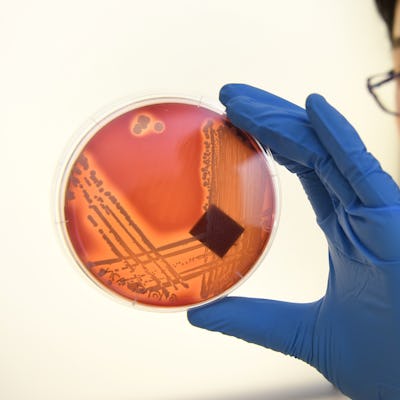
[64,103,275,307]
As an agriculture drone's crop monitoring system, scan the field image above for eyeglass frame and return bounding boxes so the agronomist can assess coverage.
[367,69,400,116]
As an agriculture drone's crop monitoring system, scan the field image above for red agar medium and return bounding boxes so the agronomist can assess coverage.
[61,99,278,310]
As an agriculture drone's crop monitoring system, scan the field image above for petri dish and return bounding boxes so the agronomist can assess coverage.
[56,96,279,311]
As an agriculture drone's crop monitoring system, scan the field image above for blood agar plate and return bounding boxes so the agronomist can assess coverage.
[57,96,279,311]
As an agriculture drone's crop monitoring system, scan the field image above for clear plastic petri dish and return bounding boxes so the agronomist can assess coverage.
[56,96,280,311]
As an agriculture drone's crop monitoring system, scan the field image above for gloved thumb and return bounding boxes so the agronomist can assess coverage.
[187,296,321,363]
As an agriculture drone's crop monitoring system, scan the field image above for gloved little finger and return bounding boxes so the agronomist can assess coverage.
[272,152,334,223]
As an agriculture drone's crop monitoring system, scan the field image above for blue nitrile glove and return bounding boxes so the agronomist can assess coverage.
[187,84,400,400]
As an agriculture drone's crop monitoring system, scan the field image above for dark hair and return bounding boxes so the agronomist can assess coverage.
[375,0,397,42]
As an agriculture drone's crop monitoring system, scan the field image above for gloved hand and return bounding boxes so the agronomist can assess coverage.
[187,84,400,400]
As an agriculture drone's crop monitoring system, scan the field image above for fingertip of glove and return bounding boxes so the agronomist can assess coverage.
[187,297,236,328]
[187,305,216,329]
[219,84,239,105]
[305,93,326,111]
[219,83,254,105]
[186,309,201,327]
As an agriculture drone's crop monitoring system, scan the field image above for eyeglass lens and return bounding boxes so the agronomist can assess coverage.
[370,73,400,114]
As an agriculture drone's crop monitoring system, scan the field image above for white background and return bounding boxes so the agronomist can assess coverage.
[1,1,399,399]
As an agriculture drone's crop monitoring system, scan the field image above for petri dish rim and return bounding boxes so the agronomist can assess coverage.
[54,94,281,313]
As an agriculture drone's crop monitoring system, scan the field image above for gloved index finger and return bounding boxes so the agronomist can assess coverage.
[306,94,400,207]
[218,87,358,209]
[220,84,303,113]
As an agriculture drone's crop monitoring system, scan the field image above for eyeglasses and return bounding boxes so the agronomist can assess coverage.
[367,69,400,116]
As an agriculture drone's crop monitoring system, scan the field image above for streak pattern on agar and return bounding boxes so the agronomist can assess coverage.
[63,102,276,308]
